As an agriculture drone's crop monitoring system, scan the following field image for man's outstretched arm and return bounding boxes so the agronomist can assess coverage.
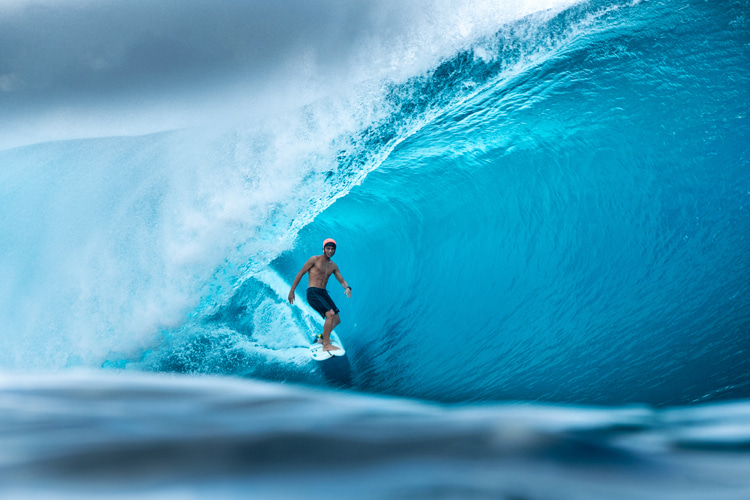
[288,258,314,304]
[333,266,352,299]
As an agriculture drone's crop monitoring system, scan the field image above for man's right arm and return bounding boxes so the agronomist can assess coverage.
[288,257,315,304]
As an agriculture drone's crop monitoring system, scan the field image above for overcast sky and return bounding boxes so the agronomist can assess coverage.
[0,0,571,149]
[0,0,397,148]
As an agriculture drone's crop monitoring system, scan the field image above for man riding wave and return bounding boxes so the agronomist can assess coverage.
[288,238,351,352]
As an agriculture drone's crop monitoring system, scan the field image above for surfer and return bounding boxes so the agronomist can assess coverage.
[288,238,351,352]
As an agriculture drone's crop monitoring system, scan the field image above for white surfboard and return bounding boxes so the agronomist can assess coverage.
[309,331,346,361]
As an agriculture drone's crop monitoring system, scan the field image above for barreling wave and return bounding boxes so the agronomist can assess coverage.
[302,0,750,406]
[1,0,748,408]
[136,0,750,406]
[129,0,643,383]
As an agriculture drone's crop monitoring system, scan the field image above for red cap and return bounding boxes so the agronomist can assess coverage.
[322,238,337,249]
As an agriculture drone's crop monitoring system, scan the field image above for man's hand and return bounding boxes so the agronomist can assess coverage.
[288,290,295,304]
[345,287,351,299]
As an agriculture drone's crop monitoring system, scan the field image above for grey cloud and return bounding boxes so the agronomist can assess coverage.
[0,0,510,148]
[0,0,396,101]
[0,0,401,147]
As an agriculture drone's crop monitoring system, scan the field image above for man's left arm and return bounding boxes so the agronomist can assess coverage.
[333,266,351,298]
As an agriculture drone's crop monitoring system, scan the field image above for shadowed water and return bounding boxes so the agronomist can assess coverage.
[1,371,749,499]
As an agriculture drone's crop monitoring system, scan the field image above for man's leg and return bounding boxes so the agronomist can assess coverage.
[322,310,341,351]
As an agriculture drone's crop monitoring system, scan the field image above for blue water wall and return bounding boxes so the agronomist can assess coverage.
[280,0,750,405]
[1,0,748,407]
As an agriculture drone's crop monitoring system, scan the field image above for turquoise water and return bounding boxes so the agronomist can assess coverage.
[1,0,747,403]
[137,0,748,406]
[1,0,748,402]
[293,0,750,406]
[1,0,749,496]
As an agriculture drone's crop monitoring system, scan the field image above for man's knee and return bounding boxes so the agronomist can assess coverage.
[326,310,340,324]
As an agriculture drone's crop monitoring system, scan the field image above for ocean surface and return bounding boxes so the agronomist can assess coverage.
[1,0,748,497]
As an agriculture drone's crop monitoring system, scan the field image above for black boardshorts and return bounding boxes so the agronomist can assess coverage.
[307,287,339,318]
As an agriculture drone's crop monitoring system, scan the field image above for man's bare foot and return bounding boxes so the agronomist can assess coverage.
[322,343,340,352]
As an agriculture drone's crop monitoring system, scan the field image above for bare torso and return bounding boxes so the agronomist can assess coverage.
[288,246,349,305]
[307,255,337,288]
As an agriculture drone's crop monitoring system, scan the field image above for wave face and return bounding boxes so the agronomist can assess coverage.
[285,0,750,406]
[1,0,748,407]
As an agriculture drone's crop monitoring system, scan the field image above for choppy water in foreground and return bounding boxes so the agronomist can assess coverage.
[1,371,749,499]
